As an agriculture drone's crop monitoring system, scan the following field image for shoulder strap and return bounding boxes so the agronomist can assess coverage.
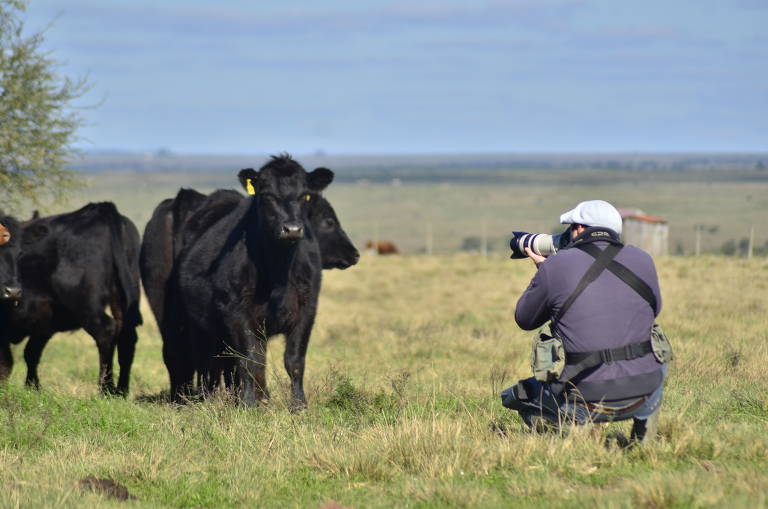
[577,243,657,311]
[552,243,622,329]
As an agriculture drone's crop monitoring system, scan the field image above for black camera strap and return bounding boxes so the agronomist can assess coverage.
[576,243,657,311]
[555,243,657,384]
[551,243,622,329]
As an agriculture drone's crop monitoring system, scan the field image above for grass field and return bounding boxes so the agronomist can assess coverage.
[2,253,767,508]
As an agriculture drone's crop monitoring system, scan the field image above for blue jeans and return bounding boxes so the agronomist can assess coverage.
[502,365,667,429]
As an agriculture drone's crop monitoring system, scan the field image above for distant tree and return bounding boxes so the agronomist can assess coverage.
[720,239,736,256]
[720,238,752,257]
[759,239,768,257]
[738,237,750,256]
[0,0,87,210]
[460,236,482,252]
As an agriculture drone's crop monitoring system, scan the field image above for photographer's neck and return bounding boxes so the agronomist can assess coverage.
[569,226,622,247]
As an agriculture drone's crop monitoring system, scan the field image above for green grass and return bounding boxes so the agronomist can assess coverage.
[2,254,768,507]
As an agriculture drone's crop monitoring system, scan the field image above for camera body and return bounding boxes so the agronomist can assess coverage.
[509,229,570,259]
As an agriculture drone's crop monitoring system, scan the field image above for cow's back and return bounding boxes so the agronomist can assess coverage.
[26,203,136,318]
[140,189,206,326]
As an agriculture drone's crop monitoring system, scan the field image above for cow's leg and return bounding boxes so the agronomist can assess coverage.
[109,290,135,397]
[170,365,195,403]
[0,339,13,382]
[161,330,180,399]
[116,326,138,396]
[159,306,197,403]
[23,333,53,389]
[197,336,219,398]
[234,336,267,407]
[83,312,118,394]
[203,358,226,395]
[219,357,236,392]
[167,339,196,404]
[252,338,269,403]
[284,318,314,411]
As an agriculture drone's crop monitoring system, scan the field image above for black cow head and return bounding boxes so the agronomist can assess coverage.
[310,197,359,269]
[0,214,48,303]
[238,155,333,244]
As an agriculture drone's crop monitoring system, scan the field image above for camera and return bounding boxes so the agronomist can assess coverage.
[509,228,570,259]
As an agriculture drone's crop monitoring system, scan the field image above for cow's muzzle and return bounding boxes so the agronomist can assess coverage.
[2,286,22,301]
[279,223,304,241]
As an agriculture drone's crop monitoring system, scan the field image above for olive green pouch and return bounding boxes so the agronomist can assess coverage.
[650,322,674,363]
[531,323,565,382]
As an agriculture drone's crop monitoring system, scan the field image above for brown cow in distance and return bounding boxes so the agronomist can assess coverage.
[365,240,399,254]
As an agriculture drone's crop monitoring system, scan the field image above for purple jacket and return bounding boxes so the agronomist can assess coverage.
[515,237,664,402]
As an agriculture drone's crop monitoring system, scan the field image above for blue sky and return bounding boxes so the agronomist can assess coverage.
[23,0,768,154]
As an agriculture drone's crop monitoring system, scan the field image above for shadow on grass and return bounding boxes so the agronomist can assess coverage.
[133,391,172,405]
[133,389,238,407]
[489,418,636,450]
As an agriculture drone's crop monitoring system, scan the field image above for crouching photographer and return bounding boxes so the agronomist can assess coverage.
[501,200,672,444]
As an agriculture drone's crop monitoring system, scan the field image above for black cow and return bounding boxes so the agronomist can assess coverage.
[142,187,358,397]
[193,189,359,393]
[0,203,142,394]
[163,155,349,407]
[141,187,358,330]
[140,188,207,327]
[0,212,46,380]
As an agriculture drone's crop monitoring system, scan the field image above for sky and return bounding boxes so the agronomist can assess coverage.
[21,0,768,155]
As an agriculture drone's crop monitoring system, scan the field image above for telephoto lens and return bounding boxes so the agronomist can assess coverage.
[509,229,570,259]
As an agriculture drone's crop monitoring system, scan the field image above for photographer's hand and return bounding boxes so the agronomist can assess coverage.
[524,247,546,268]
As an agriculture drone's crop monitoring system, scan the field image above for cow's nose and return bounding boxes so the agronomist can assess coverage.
[280,223,304,241]
[2,286,22,300]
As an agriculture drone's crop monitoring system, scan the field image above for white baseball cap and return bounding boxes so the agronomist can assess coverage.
[560,200,623,234]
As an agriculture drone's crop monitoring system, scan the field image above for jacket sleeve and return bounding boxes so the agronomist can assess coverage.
[514,264,552,331]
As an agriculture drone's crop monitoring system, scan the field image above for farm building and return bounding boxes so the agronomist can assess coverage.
[619,209,669,257]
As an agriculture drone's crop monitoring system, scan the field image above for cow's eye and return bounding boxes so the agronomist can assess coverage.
[322,218,335,229]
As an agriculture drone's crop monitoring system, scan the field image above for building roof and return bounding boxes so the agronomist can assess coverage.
[623,214,668,224]
[618,208,645,218]
[618,208,667,224]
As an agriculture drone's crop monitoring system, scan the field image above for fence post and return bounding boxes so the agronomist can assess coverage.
[695,226,701,256]
[373,222,379,256]
[426,221,433,256]
[481,221,487,258]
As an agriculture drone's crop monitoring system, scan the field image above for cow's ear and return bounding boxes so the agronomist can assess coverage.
[238,168,260,195]
[22,223,49,247]
[308,167,334,191]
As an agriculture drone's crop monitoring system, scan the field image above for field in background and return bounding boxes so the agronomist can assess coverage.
[60,164,768,257]
[1,254,767,507]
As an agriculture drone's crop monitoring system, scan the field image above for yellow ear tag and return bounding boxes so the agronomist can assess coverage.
[246,178,256,195]
[305,194,311,201]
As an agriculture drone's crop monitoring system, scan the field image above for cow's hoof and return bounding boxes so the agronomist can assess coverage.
[289,400,307,413]
[101,384,119,396]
